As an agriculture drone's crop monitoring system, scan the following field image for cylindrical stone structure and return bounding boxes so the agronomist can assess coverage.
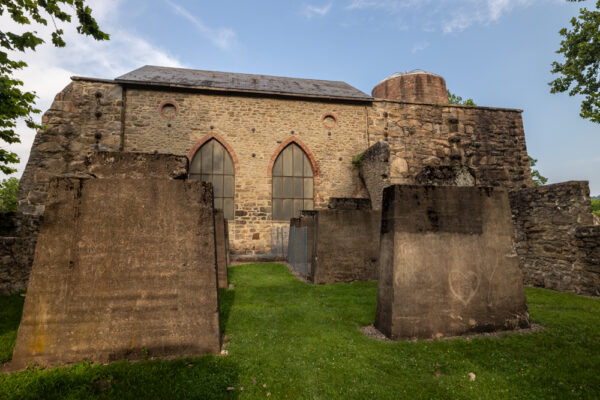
[372,70,448,104]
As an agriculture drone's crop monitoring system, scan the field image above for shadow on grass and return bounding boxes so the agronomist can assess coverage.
[0,356,241,400]
[0,293,24,338]
[219,276,236,334]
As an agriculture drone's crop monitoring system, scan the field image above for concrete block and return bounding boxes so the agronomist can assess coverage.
[85,152,188,179]
[312,208,380,284]
[11,177,220,368]
[375,185,530,339]
[214,209,229,289]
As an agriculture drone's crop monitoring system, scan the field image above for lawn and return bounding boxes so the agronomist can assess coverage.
[1,263,599,399]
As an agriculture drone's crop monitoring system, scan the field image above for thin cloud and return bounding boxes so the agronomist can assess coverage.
[303,3,333,18]
[344,0,536,33]
[411,41,430,54]
[346,0,378,10]
[164,0,236,50]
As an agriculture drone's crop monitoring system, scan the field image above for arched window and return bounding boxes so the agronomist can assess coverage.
[189,139,235,220]
[272,143,314,220]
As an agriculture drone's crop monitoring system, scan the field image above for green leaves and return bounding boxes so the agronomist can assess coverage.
[447,90,477,106]
[529,156,548,187]
[0,0,108,175]
[0,177,18,211]
[550,0,600,124]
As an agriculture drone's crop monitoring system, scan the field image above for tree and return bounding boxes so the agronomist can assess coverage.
[0,1,108,174]
[529,156,548,187]
[592,198,600,217]
[447,90,476,106]
[549,0,600,124]
[0,177,18,212]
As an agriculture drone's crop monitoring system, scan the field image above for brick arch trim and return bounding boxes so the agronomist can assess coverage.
[267,136,319,177]
[188,133,240,174]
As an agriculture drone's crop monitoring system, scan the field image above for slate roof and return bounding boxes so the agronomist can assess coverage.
[115,65,372,101]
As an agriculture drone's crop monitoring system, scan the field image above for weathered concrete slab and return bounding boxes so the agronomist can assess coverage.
[214,209,229,289]
[375,185,530,339]
[11,177,220,369]
[311,207,380,284]
[85,152,188,179]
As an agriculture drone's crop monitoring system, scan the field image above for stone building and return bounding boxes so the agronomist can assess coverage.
[17,66,532,256]
[8,65,598,296]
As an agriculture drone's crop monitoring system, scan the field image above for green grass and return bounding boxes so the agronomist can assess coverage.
[1,263,600,399]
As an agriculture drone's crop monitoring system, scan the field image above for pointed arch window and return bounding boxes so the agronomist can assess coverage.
[190,139,235,220]
[272,143,314,221]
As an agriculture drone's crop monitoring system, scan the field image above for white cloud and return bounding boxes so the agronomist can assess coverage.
[411,41,430,53]
[164,0,236,50]
[0,0,184,179]
[303,3,333,18]
[442,0,535,33]
[346,0,378,10]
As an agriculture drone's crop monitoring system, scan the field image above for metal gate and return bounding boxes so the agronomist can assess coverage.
[287,225,309,279]
[271,226,289,259]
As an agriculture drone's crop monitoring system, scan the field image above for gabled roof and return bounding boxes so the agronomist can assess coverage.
[115,65,372,102]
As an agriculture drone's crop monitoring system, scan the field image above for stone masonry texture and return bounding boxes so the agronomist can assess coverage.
[10,177,221,369]
[0,213,41,295]
[371,72,449,104]
[367,100,532,191]
[375,185,530,339]
[18,79,123,215]
[19,73,531,257]
[510,181,599,296]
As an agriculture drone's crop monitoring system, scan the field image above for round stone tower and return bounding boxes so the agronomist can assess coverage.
[372,70,448,104]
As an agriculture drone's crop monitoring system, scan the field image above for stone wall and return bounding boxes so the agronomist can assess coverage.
[18,77,533,257]
[0,213,41,295]
[575,226,600,275]
[358,141,390,210]
[376,185,529,339]
[367,100,532,191]
[11,176,221,369]
[510,181,599,295]
[18,79,123,215]
[123,88,370,255]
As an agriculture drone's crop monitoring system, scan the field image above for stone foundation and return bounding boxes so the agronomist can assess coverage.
[375,185,530,339]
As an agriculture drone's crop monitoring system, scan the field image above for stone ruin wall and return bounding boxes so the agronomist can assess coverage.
[366,100,533,192]
[18,77,535,255]
[0,213,41,295]
[510,181,600,296]
[18,78,123,215]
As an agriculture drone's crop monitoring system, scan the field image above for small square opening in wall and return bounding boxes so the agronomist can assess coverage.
[322,113,337,130]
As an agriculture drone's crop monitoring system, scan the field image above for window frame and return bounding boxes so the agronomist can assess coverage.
[272,143,314,221]
[189,139,235,220]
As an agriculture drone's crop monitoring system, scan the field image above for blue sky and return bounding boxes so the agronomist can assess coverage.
[3,0,599,194]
